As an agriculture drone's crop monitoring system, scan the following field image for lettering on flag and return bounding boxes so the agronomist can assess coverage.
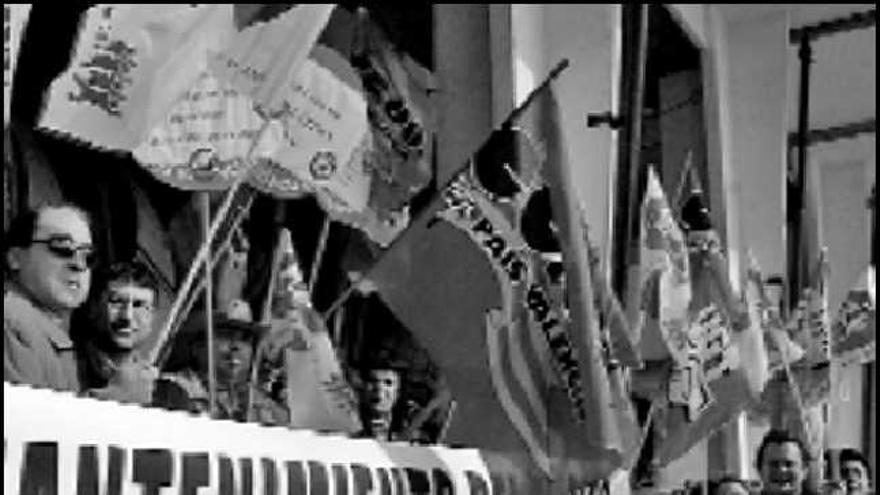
[262,46,370,212]
[133,71,279,190]
[436,169,555,474]
[4,3,32,123]
[832,266,876,364]
[208,4,335,113]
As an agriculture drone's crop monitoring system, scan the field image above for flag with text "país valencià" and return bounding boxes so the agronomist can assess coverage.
[39,4,234,151]
[365,83,627,493]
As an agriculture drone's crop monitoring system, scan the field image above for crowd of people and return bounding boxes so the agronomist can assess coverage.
[3,204,873,492]
[3,203,431,442]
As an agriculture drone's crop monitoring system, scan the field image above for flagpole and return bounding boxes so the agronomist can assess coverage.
[155,189,255,367]
[200,192,218,417]
[150,119,272,364]
[309,215,332,300]
[320,59,572,321]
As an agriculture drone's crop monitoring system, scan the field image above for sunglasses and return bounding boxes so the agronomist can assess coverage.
[30,237,96,267]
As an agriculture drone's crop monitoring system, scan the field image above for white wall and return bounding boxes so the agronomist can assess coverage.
[723,11,792,278]
[511,4,618,265]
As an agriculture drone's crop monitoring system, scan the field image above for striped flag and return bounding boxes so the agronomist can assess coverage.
[365,82,626,492]
[39,4,234,151]
[4,4,32,124]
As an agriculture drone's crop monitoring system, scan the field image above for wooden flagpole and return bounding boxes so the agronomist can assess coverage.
[155,189,255,367]
[150,119,272,364]
[200,192,217,417]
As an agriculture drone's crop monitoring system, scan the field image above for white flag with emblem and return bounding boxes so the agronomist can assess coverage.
[39,4,234,151]
[208,4,335,114]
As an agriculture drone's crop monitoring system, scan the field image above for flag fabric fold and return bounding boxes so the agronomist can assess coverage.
[208,4,335,115]
[831,265,876,365]
[652,182,753,466]
[258,228,362,433]
[40,4,235,151]
[248,45,371,213]
[738,252,772,396]
[365,83,626,492]
[583,216,642,368]
[4,3,33,124]
[634,167,692,364]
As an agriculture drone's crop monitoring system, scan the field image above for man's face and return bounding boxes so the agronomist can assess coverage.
[365,369,400,414]
[840,460,869,494]
[103,281,155,352]
[194,330,254,384]
[8,208,92,313]
[760,441,807,494]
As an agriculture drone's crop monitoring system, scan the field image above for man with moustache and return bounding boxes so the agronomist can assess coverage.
[77,261,160,404]
[4,204,94,392]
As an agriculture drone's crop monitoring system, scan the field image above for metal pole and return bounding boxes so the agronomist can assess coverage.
[611,3,649,299]
[790,33,812,309]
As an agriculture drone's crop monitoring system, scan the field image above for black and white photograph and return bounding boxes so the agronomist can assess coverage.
[3,4,875,494]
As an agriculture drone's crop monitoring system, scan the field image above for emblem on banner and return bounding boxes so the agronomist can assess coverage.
[67,38,138,117]
[309,150,338,181]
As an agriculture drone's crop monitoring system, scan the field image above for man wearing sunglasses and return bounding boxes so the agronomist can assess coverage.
[78,261,160,404]
[4,204,94,392]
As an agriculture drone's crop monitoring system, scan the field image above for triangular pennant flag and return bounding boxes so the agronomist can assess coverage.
[634,166,692,364]
[739,252,772,396]
[4,4,32,124]
[831,265,875,365]
[365,81,625,492]
[208,4,335,114]
[653,184,753,466]
[40,4,234,150]
[257,228,362,433]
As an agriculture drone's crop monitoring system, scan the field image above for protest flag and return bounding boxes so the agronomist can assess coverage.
[364,61,627,492]
[4,4,33,124]
[633,166,692,364]
[255,228,362,433]
[39,4,234,151]
[787,249,832,366]
[831,265,875,365]
[652,178,753,466]
[739,252,772,396]
[208,4,335,115]
[584,216,642,368]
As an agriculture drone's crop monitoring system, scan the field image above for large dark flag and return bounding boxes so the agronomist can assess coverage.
[365,80,628,492]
